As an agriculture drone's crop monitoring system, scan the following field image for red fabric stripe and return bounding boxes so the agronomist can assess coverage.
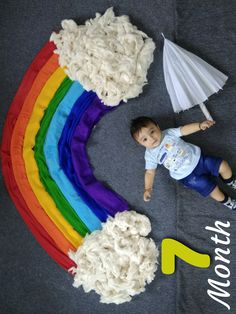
[1,41,75,271]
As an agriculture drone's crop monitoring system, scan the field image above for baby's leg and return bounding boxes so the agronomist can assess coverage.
[218,160,232,179]
[210,185,236,210]
[179,155,236,209]
[209,185,225,201]
[219,160,236,189]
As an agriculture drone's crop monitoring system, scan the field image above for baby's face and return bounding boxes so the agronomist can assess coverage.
[135,122,162,149]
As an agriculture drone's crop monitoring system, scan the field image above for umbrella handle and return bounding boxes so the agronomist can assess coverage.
[199,103,213,121]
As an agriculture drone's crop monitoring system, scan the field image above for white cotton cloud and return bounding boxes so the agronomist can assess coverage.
[68,211,159,304]
[50,7,155,106]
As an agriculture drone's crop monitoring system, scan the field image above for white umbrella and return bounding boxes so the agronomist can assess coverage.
[162,34,228,120]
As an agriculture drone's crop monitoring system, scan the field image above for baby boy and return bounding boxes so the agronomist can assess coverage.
[130,116,236,209]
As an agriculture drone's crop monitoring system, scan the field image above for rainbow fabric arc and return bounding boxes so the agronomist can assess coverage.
[1,41,130,271]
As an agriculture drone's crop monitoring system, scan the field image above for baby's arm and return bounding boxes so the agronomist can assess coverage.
[180,120,215,136]
[144,169,156,202]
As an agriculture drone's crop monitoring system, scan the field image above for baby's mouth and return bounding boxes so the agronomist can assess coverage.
[152,140,159,147]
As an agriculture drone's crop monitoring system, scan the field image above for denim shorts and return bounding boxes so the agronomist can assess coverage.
[179,154,223,197]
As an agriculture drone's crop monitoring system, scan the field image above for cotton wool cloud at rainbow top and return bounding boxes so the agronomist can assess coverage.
[50,7,156,106]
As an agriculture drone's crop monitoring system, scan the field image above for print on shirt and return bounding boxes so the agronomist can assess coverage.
[157,135,190,172]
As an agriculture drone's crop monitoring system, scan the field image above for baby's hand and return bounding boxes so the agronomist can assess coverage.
[143,189,152,202]
[199,120,215,131]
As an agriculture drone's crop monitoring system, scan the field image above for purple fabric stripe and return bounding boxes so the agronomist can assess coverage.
[58,91,108,221]
[71,96,130,216]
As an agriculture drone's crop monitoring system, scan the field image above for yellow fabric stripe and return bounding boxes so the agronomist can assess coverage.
[23,67,83,247]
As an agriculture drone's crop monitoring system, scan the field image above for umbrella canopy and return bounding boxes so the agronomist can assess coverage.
[162,34,228,119]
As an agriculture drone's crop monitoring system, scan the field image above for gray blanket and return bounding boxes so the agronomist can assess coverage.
[1,0,235,313]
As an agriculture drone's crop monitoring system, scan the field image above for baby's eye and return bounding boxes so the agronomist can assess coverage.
[150,130,154,134]
[143,138,147,142]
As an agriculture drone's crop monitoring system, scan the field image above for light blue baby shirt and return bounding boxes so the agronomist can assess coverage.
[145,127,201,180]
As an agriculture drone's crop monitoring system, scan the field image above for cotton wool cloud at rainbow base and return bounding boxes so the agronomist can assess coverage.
[69,211,159,304]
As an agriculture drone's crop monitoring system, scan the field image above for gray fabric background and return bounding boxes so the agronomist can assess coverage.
[0,1,235,313]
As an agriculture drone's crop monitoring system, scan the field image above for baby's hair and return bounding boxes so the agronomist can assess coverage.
[130,116,157,140]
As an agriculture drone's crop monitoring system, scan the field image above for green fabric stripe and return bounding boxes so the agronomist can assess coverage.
[35,77,89,237]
